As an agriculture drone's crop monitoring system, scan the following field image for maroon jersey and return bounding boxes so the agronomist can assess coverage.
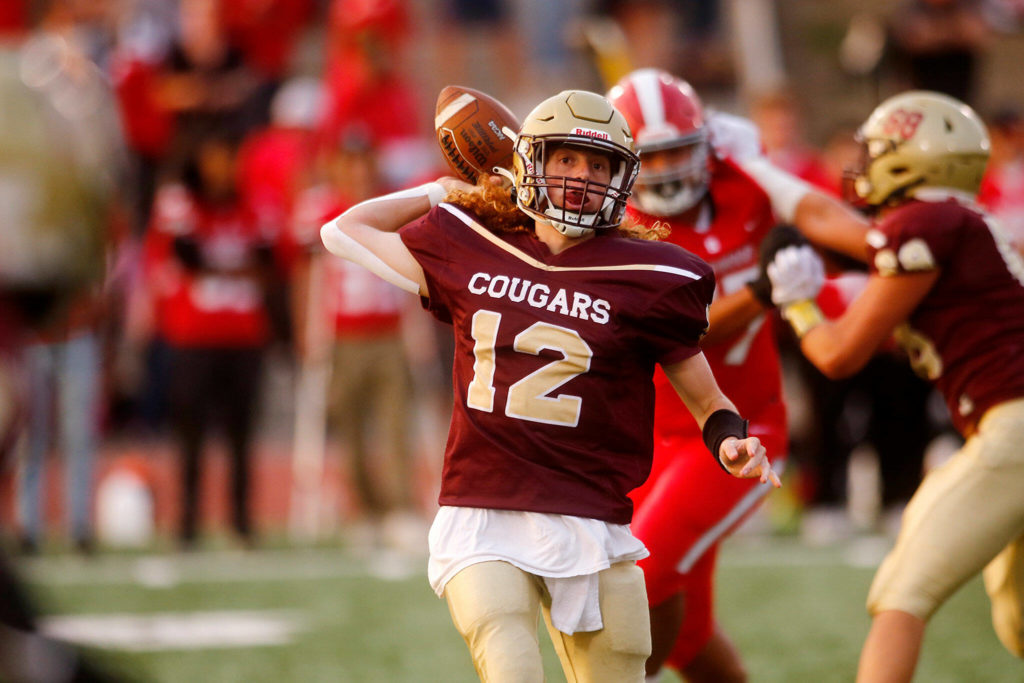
[867,197,1024,435]
[627,157,783,437]
[400,203,715,524]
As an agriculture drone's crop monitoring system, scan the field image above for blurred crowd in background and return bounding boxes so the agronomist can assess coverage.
[2,0,1024,557]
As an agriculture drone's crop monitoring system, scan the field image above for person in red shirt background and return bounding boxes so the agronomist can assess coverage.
[220,0,314,96]
[750,88,833,192]
[979,106,1024,255]
[290,130,420,545]
[144,128,285,548]
[0,0,28,37]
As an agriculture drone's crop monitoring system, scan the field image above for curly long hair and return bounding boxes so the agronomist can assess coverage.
[443,180,668,241]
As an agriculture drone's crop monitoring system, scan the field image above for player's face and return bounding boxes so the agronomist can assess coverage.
[633,138,709,215]
[642,145,698,175]
[544,145,613,214]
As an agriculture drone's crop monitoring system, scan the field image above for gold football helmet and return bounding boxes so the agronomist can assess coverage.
[852,90,990,207]
[510,90,639,238]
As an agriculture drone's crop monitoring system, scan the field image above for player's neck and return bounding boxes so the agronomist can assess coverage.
[534,220,594,254]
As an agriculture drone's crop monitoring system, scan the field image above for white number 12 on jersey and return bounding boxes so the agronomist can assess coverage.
[467,309,593,427]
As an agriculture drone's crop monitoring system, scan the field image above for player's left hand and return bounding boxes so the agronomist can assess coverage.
[767,244,825,306]
[719,436,781,487]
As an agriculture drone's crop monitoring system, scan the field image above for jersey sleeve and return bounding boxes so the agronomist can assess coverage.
[867,202,959,277]
[399,207,455,324]
[644,269,716,367]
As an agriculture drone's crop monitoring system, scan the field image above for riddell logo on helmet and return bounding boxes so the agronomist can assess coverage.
[571,127,611,141]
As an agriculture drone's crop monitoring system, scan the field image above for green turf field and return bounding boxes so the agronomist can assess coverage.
[12,535,1018,682]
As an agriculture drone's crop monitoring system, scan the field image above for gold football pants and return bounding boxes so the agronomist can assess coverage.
[867,397,1024,656]
[444,559,652,682]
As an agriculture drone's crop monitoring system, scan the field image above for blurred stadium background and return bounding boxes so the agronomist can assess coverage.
[2,0,1024,681]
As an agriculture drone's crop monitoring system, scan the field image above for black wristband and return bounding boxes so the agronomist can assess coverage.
[702,409,749,472]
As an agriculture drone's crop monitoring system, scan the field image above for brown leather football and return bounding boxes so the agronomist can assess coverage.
[435,85,520,183]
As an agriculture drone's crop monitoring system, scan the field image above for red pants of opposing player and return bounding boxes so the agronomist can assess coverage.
[630,406,787,670]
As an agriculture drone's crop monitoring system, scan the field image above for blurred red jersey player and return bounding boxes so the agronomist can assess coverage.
[609,69,795,681]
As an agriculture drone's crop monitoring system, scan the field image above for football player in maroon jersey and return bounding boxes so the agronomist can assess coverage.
[762,90,1024,682]
[321,89,780,682]
[607,68,810,682]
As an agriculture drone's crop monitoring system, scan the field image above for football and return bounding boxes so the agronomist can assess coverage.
[435,85,520,183]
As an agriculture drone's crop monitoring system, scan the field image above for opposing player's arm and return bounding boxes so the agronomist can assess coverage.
[792,191,872,263]
[739,157,871,262]
[662,353,781,486]
[796,270,938,378]
[701,288,767,347]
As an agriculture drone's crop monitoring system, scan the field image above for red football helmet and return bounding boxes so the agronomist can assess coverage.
[607,68,710,216]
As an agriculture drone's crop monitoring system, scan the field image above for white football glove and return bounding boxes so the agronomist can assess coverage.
[706,111,763,162]
[767,245,825,306]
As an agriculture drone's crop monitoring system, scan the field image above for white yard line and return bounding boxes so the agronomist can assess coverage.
[40,610,305,651]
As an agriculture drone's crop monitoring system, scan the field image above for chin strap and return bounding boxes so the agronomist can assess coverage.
[492,166,515,185]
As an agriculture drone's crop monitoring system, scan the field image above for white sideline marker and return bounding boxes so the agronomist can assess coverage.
[39,610,304,651]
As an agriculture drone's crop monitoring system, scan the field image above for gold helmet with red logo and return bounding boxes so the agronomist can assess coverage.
[852,90,990,207]
[511,90,639,237]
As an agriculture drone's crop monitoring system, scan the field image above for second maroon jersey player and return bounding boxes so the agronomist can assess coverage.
[764,90,1024,682]
[864,198,1024,435]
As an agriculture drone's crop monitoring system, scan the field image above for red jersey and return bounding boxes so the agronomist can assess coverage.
[627,157,783,437]
[400,204,715,524]
[237,126,315,223]
[221,0,314,79]
[145,185,273,348]
[979,160,1024,247]
[867,197,1024,435]
[293,185,405,337]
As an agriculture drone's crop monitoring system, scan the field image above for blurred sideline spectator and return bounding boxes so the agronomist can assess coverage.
[10,0,128,561]
[155,0,267,177]
[0,16,131,681]
[750,89,833,191]
[979,106,1024,254]
[143,130,286,549]
[591,0,732,89]
[291,132,422,547]
[886,0,992,105]
[320,0,437,191]
[238,76,325,238]
[0,0,28,37]
[9,1,130,558]
[16,291,104,556]
[433,0,522,103]
[221,0,315,116]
